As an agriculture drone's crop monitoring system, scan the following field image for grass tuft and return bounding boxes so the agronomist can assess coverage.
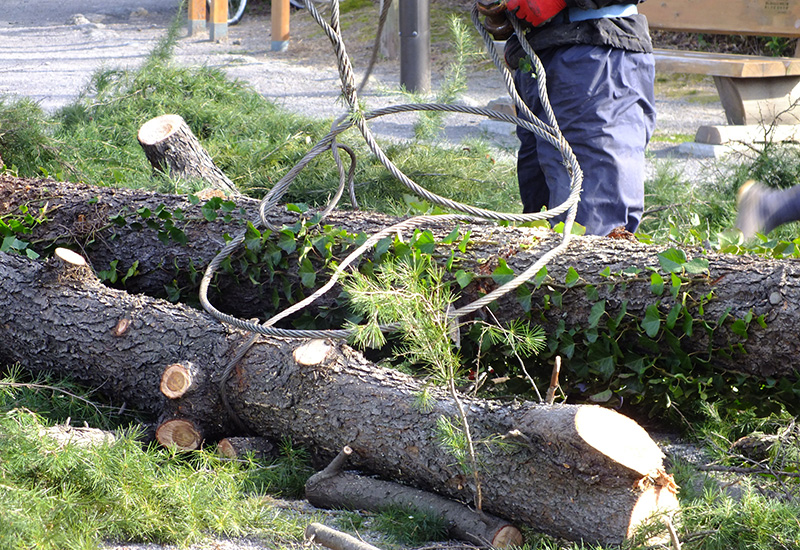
[0,367,309,550]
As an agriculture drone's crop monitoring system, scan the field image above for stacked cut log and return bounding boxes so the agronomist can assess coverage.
[0,245,679,545]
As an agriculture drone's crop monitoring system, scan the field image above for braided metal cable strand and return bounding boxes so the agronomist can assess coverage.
[199,0,584,341]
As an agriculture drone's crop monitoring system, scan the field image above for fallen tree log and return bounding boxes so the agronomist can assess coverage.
[1,174,798,383]
[0,249,678,545]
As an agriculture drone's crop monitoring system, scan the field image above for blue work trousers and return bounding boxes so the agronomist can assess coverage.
[514,44,656,236]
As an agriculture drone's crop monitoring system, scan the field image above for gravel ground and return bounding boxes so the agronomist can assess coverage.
[1,0,733,181]
[1,3,732,549]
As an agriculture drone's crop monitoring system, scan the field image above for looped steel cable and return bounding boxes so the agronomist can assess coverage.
[199,0,583,341]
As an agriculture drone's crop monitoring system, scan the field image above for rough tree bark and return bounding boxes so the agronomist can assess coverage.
[2,174,798,381]
[137,114,239,196]
[0,250,678,545]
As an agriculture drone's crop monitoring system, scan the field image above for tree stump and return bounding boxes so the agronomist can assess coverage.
[137,114,239,196]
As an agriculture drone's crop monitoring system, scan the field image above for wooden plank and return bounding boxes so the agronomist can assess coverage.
[653,49,800,78]
[641,0,800,38]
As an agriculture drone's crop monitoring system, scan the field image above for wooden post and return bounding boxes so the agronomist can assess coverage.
[379,0,400,61]
[210,0,228,41]
[187,0,206,36]
[271,0,290,52]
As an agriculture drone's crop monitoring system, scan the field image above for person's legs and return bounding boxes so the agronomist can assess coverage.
[514,45,656,235]
[736,180,800,238]
[514,71,549,214]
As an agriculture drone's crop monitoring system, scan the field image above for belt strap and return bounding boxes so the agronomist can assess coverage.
[567,4,638,22]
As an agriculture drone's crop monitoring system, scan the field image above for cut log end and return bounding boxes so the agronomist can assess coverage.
[160,363,193,399]
[137,114,184,146]
[55,247,87,266]
[155,418,202,450]
[575,405,665,477]
[217,436,275,459]
[492,525,524,548]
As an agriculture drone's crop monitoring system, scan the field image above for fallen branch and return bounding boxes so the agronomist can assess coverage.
[305,523,383,550]
[305,447,523,547]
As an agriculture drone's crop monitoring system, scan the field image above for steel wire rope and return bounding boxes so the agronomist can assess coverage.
[199,0,584,341]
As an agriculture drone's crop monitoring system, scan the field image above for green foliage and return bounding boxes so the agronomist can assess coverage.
[0,368,307,550]
[404,15,471,140]
[346,254,461,383]
[371,504,448,545]
[679,488,800,550]
[240,437,315,499]
[0,97,61,176]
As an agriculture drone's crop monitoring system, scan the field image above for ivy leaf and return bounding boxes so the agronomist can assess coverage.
[599,266,611,277]
[412,230,436,254]
[589,389,614,403]
[277,230,297,254]
[455,269,473,289]
[491,259,515,285]
[650,272,664,296]
[201,202,218,222]
[457,230,471,254]
[299,258,316,288]
[585,284,599,301]
[442,227,460,244]
[565,266,580,288]
[684,257,710,274]
[533,266,548,288]
[731,319,748,338]
[658,248,687,273]
[516,284,532,312]
[670,272,682,299]
[588,300,606,328]
[375,236,392,258]
[641,304,662,337]
[665,303,682,330]
[121,260,139,284]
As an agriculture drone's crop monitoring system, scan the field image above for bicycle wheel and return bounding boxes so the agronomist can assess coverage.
[228,0,246,24]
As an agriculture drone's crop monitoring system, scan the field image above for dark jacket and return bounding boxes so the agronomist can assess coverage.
[504,0,652,69]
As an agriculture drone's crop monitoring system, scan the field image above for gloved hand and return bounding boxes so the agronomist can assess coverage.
[506,0,566,26]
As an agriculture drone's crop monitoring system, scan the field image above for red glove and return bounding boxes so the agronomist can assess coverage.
[506,0,566,26]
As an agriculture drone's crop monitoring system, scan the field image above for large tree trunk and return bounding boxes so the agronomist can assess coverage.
[2,174,798,382]
[0,249,678,545]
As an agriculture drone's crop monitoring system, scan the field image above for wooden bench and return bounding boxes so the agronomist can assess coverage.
[640,1,800,127]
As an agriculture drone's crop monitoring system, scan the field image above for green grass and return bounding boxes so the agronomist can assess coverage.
[0,367,312,550]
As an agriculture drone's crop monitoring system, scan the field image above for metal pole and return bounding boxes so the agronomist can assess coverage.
[399,0,431,93]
